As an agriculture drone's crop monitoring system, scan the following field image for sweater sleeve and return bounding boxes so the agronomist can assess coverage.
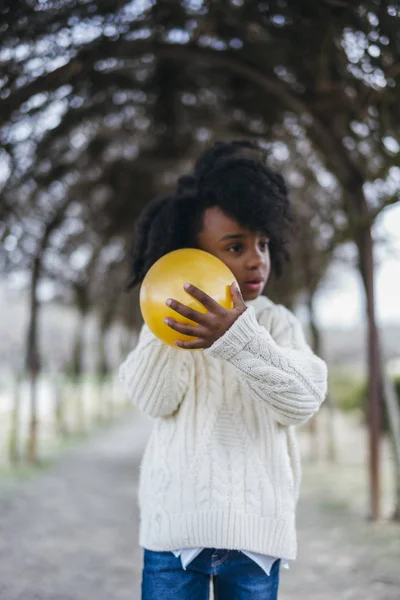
[118,324,192,418]
[204,304,327,426]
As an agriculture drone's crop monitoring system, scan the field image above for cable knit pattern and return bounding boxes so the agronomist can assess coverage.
[118,296,327,560]
[204,302,327,427]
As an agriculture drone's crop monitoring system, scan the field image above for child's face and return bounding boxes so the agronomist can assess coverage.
[196,207,271,302]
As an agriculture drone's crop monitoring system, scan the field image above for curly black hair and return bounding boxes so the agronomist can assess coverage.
[125,140,293,290]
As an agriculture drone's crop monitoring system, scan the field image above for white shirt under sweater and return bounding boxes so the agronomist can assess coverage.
[172,548,289,576]
[118,295,327,561]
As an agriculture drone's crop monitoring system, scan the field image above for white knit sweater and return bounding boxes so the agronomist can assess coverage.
[118,295,327,560]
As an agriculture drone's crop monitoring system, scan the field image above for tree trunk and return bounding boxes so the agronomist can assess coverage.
[307,292,320,461]
[307,291,338,463]
[97,322,110,378]
[72,310,86,378]
[308,294,321,357]
[24,198,72,462]
[381,368,400,520]
[9,373,22,464]
[25,256,41,464]
[353,192,382,521]
[69,304,88,434]
[54,375,68,438]
[324,392,337,463]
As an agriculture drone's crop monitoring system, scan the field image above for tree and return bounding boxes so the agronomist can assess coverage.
[0,1,399,511]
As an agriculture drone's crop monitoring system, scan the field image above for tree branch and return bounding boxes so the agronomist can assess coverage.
[1,39,362,188]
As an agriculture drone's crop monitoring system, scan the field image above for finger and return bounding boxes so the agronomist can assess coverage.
[165,297,208,324]
[164,317,203,337]
[183,283,220,312]
[230,281,247,310]
[174,338,206,350]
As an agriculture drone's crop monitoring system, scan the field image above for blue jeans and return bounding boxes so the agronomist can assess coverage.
[141,548,281,599]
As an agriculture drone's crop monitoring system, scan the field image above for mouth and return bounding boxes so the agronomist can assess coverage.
[243,279,264,292]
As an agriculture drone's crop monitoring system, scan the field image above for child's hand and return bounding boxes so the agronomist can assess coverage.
[164,282,247,349]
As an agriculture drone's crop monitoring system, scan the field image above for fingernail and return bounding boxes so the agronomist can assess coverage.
[184,283,191,290]
[164,318,170,324]
[166,299,172,306]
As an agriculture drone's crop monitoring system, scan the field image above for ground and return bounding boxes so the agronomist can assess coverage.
[0,409,399,600]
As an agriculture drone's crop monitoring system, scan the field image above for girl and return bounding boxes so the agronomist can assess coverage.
[119,140,327,600]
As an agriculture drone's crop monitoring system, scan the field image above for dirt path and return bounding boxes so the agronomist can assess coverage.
[280,469,400,600]
[0,410,399,599]
[0,412,151,600]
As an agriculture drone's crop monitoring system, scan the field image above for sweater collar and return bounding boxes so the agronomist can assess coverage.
[244,295,273,315]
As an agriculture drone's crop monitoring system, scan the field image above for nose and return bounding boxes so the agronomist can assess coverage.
[246,245,265,270]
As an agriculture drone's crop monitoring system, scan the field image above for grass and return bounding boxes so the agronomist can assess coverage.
[328,366,367,413]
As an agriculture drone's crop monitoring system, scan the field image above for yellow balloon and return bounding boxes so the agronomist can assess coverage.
[140,248,237,348]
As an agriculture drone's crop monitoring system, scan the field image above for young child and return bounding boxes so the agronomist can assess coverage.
[119,140,328,600]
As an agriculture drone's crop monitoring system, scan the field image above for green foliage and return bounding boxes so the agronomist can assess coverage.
[329,369,367,413]
[330,370,400,433]
[394,377,400,399]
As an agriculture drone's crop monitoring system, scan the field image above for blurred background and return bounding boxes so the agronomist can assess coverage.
[0,1,399,598]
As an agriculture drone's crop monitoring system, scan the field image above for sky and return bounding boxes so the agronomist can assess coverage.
[313,202,400,329]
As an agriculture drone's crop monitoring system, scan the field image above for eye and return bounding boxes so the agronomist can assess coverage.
[259,240,270,250]
[228,244,243,253]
